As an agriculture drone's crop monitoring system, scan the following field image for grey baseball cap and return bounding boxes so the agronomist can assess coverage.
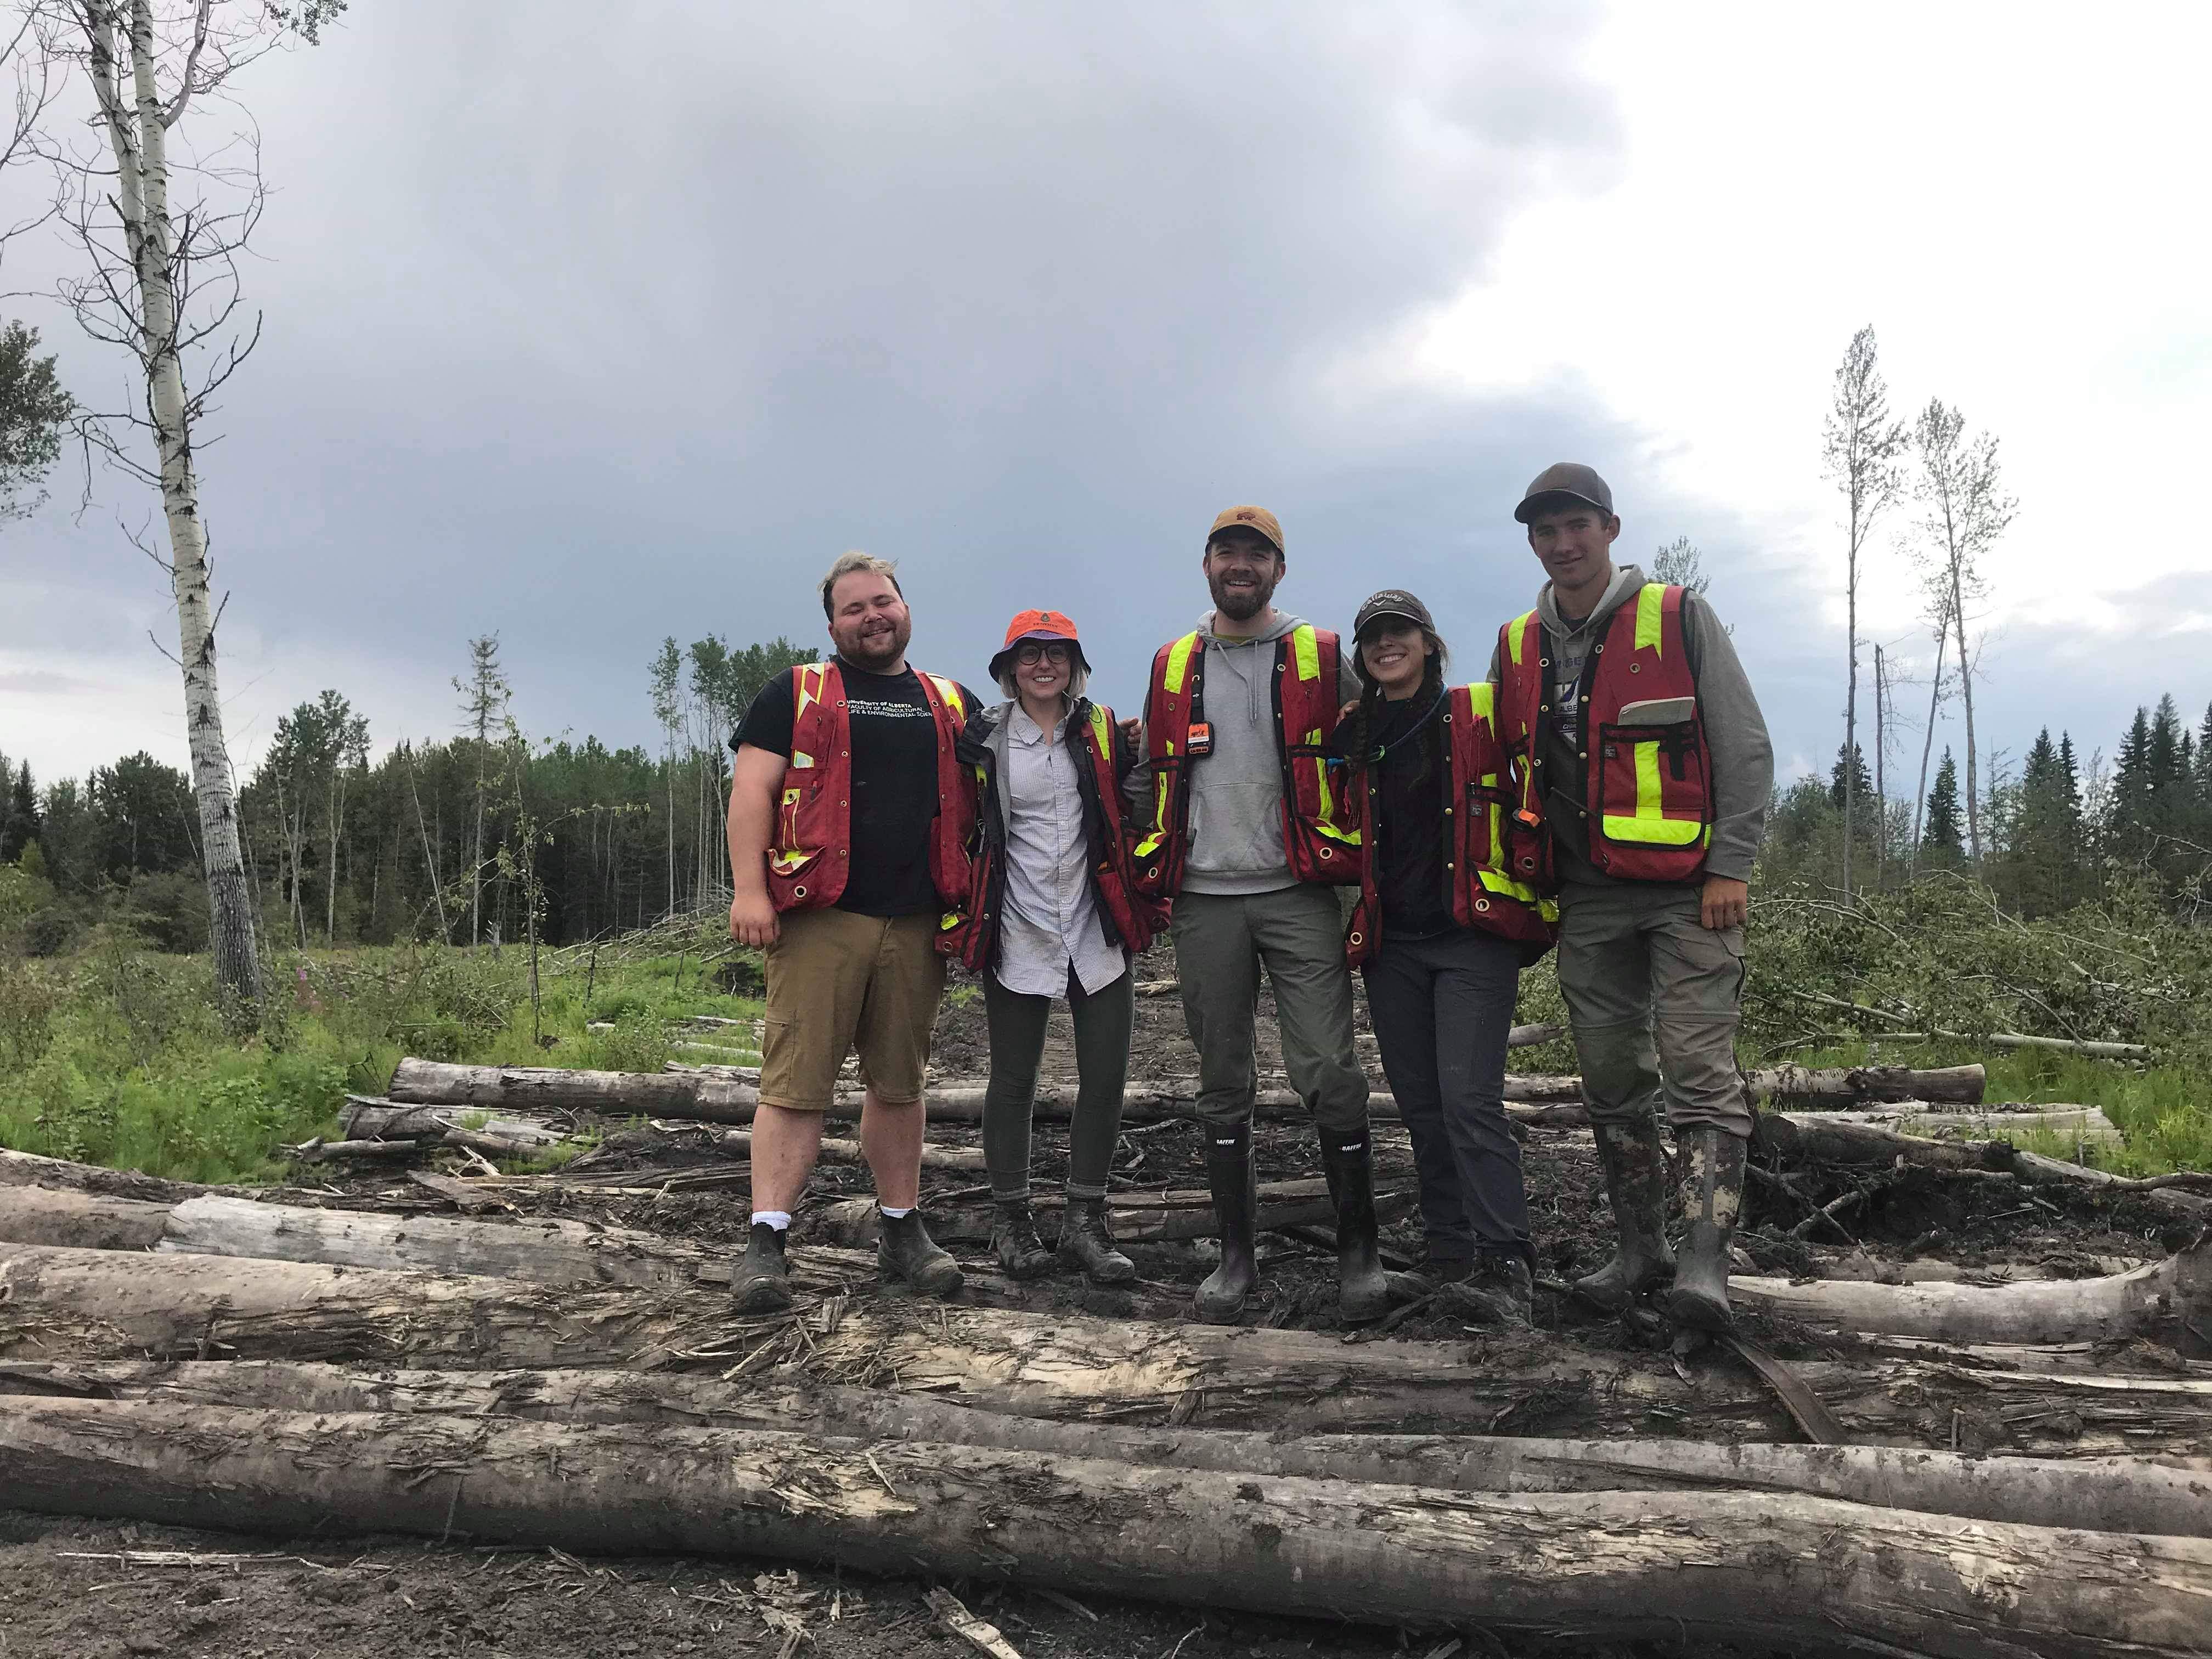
[1514,461,1615,524]
[1353,589,1435,639]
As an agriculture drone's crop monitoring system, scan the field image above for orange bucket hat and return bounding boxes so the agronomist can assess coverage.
[990,608,1088,679]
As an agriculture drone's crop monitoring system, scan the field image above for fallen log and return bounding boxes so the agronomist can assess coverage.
[1733,1237,2212,1346]
[1750,1063,1985,1105]
[1806,1104,2121,1144]
[815,1180,1415,1246]
[2,1245,2206,1453]
[340,1097,574,1147]
[699,1126,987,1173]
[282,1136,425,1164]
[0,1149,214,1205]
[0,1184,173,1251]
[7,1357,2207,1537]
[4,1399,2207,1656]
[389,1058,757,1122]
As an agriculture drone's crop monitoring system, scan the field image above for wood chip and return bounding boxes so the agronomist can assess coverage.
[928,1588,1025,1658]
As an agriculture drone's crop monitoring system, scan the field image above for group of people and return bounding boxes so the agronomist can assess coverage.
[723,462,1773,1335]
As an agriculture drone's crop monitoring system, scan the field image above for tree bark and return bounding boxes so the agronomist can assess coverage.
[2,1245,2204,1453]
[7,1358,2206,1539]
[1731,1237,2212,1347]
[0,1148,216,1204]
[3,1398,2207,1657]
[340,1097,572,1147]
[80,1,260,1015]
[0,1184,173,1250]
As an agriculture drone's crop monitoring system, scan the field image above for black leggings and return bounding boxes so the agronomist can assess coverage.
[981,967,1136,1203]
[1361,927,1529,1260]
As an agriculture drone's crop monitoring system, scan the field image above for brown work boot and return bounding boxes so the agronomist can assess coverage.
[730,1221,793,1314]
[1668,1126,1746,1334]
[878,1210,964,1298]
[989,1198,1054,1279]
[1572,1116,1676,1312]
[1058,1195,1136,1285]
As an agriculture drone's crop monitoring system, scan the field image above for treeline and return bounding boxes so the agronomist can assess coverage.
[1764,694,2212,916]
[3,643,2206,957]
[0,633,814,956]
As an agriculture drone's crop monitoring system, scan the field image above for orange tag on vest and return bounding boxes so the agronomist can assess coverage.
[1186,721,1213,757]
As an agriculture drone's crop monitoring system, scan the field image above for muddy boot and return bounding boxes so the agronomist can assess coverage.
[1058,1195,1136,1285]
[1572,1116,1677,1312]
[989,1199,1054,1279]
[878,1210,964,1298]
[1193,1124,1259,1322]
[1319,1130,1392,1322]
[1442,1246,1533,1327]
[1668,1126,1746,1334]
[729,1222,793,1314]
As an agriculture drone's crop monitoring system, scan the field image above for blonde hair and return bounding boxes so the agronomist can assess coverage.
[819,551,903,619]
[997,658,1090,703]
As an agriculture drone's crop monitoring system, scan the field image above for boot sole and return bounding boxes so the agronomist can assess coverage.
[1192,1274,1254,1322]
[731,1279,793,1314]
[1666,1286,1735,1333]
[1340,1282,1392,1323]
[1060,1245,1136,1285]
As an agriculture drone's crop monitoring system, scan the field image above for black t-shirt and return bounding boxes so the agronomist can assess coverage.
[1368,694,1453,940]
[732,661,977,918]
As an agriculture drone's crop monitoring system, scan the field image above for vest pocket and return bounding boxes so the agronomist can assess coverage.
[1594,721,1711,847]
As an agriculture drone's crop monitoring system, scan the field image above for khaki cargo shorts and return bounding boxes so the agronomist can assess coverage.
[758,908,946,1111]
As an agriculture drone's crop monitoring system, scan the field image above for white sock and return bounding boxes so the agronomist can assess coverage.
[751,1211,791,1232]
[878,1205,913,1219]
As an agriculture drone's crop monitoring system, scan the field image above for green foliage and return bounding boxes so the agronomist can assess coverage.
[589,1007,673,1074]
[0,319,70,522]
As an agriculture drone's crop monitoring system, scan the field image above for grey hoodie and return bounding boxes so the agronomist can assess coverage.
[1127,609,1361,896]
[1489,563,1773,886]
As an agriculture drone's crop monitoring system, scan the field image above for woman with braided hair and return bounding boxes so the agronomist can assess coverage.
[1338,590,1550,1324]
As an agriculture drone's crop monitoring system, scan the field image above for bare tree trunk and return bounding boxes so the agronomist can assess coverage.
[1843,498,1859,900]
[1910,624,1948,871]
[1953,561,1981,861]
[11,1399,2209,1658]
[77,1,261,1017]
[10,1358,2207,1539]
[1872,640,1887,881]
[403,743,449,939]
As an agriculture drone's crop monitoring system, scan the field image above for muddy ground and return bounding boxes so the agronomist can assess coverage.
[0,948,2188,1657]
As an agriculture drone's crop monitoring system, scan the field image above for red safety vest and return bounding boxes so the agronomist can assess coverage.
[1494,582,1715,884]
[939,701,1164,970]
[1131,623,1362,897]
[764,660,975,915]
[1344,682,1560,968]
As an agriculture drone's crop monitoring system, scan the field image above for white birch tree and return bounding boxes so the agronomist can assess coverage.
[455,634,509,947]
[1910,397,2016,866]
[1820,326,1906,900]
[19,0,344,1017]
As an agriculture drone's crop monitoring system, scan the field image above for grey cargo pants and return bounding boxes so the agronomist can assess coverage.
[1555,880,1754,1139]
[1171,885,1370,1136]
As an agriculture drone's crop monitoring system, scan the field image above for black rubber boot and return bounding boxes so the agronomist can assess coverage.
[1318,1128,1392,1323]
[1572,1117,1677,1312]
[1444,1247,1533,1327]
[1058,1195,1136,1285]
[989,1198,1054,1279]
[730,1221,793,1314]
[1668,1126,1747,1333]
[1193,1122,1259,1322]
[878,1210,964,1298]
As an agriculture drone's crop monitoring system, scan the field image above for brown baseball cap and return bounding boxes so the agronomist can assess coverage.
[1207,504,1284,554]
[1514,462,1615,524]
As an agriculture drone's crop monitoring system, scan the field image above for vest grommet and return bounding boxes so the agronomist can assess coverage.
[1475,898,1491,912]
[1630,663,1641,674]
[793,885,808,898]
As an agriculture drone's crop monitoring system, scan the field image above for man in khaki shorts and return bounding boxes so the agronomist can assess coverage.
[725,552,980,1311]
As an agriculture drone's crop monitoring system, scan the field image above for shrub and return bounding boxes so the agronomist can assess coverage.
[21,907,74,957]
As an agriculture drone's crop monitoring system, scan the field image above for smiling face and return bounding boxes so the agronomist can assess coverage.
[1011,639,1073,703]
[825,569,912,669]
[1359,619,1431,698]
[1526,500,1621,606]
[1203,527,1284,622]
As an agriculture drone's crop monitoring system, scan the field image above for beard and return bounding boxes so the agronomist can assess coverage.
[837,615,911,668]
[1209,567,1279,622]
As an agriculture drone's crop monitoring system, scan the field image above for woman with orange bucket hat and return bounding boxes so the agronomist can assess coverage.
[940,608,1164,1283]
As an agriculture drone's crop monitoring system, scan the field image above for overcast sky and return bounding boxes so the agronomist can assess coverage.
[4,1,2207,800]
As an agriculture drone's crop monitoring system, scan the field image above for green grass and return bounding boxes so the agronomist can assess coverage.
[0,935,763,1186]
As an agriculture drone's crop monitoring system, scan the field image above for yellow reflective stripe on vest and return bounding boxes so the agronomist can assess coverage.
[1476,867,1544,906]
[925,674,964,719]
[1506,611,1537,667]
[1088,704,1110,748]
[1163,632,1200,695]
[1291,624,1319,682]
[1634,584,1666,654]
[1601,739,1710,847]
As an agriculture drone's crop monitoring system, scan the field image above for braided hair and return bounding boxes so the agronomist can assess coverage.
[1338,626,1451,785]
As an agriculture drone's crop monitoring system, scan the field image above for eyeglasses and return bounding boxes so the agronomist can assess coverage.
[1014,642,1073,666]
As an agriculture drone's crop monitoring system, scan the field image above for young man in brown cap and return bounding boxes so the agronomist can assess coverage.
[1488,465,1773,1332]
[724,551,981,1312]
[1127,506,1378,1323]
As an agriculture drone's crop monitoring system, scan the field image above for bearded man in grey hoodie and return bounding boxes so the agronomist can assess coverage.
[1127,506,1378,1323]
[1489,464,1773,1334]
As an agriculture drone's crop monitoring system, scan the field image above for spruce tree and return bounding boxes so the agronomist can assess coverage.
[1,759,36,864]
[1829,742,1875,812]
[1923,749,1964,859]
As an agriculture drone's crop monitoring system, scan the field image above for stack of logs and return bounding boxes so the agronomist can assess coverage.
[3,1126,2212,1655]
